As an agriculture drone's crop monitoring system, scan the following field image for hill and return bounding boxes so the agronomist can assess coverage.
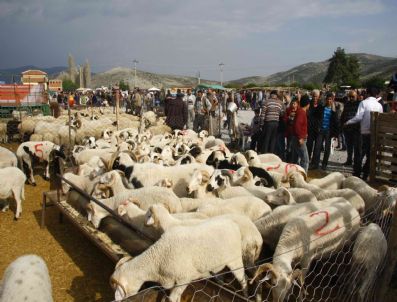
[90,67,217,89]
[0,65,66,83]
[228,53,397,86]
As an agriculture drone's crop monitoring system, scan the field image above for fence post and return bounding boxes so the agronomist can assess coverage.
[369,111,378,182]
[114,86,120,131]
[378,203,397,300]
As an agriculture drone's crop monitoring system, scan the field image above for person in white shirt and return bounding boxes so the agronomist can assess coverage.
[183,89,196,129]
[344,86,383,180]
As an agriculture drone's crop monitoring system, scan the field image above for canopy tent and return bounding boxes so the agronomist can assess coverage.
[196,83,226,91]
[148,87,160,91]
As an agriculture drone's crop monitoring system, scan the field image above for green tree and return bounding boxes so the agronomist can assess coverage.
[243,83,257,88]
[62,79,78,92]
[302,82,322,90]
[224,83,242,89]
[323,47,360,86]
[119,80,130,91]
[362,76,386,90]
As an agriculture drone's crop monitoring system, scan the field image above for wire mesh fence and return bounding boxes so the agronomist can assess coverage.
[110,197,394,302]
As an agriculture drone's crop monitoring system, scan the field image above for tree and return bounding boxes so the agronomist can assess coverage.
[323,47,360,86]
[243,83,257,88]
[362,76,386,90]
[62,79,79,92]
[119,80,130,91]
[224,83,242,89]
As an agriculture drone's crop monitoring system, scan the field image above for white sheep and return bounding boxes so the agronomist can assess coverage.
[16,141,64,185]
[0,255,53,302]
[252,202,361,302]
[350,223,387,302]
[0,146,17,168]
[308,172,345,190]
[196,196,272,221]
[186,169,215,198]
[87,187,182,228]
[343,176,397,218]
[0,167,26,219]
[289,171,365,214]
[122,162,214,197]
[245,150,282,165]
[61,172,101,196]
[145,204,262,266]
[110,218,247,302]
[254,197,353,250]
[263,187,318,206]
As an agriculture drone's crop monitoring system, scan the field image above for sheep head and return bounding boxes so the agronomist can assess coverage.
[251,263,299,302]
[187,170,210,194]
[265,187,293,206]
[145,204,170,227]
[206,169,232,192]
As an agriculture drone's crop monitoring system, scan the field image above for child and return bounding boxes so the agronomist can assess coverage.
[250,108,262,151]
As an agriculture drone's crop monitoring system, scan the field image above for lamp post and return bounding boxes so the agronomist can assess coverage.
[133,59,139,89]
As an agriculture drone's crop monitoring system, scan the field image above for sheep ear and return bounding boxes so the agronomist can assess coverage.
[201,170,210,184]
[115,256,133,269]
[162,203,171,212]
[145,210,155,226]
[118,205,127,216]
[282,188,291,204]
[130,198,141,208]
[109,172,116,186]
[242,167,251,181]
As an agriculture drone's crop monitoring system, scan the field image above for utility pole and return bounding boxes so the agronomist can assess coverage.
[219,63,225,86]
[133,59,139,89]
[197,71,201,85]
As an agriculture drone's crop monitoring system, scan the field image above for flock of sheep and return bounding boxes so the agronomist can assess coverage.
[0,109,397,302]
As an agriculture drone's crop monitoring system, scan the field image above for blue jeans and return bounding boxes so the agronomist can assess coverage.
[292,136,309,172]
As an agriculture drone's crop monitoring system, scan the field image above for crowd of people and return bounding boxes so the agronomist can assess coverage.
[49,84,396,181]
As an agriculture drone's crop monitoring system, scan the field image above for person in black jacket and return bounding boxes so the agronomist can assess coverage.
[307,89,321,160]
[309,92,340,170]
[340,90,361,168]
[165,89,188,130]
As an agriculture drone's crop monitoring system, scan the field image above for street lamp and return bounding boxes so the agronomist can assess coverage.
[219,63,225,86]
[133,59,139,89]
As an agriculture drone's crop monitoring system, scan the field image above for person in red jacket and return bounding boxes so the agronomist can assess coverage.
[291,95,310,172]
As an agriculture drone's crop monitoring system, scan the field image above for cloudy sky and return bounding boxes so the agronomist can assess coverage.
[0,0,396,80]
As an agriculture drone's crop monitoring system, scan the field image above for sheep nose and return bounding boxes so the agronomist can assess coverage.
[206,184,214,192]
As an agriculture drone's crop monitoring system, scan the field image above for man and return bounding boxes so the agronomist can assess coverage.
[292,95,310,172]
[344,86,383,180]
[340,90,361,168]
[259,90,284,154]
[193,90,211,132]
[165,89,188,131]
[133,89,142,115]
[184,89,196,129]
[310,92,339,170]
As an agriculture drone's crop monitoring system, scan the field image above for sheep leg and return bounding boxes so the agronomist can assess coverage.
[167,284,187,302]
[43,161,50,181]
[23,157,36,186]
[228,261,248,297]
[12,188,22,220]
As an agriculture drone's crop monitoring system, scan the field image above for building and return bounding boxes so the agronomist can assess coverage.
[49,79,63,92]
[21,70,48,90]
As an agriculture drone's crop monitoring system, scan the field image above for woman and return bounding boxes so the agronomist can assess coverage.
[284,98,298,161]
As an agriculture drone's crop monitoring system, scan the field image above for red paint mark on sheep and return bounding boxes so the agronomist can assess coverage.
[34,143,43,158]
[310,210,341,236]
[285,163,298,175]
[266,163,281,171]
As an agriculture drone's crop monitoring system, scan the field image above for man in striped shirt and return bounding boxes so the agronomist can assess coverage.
[259,90,285,154]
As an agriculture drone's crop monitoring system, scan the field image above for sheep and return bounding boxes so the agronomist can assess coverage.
[0,255,53,302]
[145,204,262,266]
[289,171,365,214]
[350,223,387,302]
[0,146,17,168]
[251,202,361,302]
[206,169,274,201]
[245,150,282,165]
[186,169,215,198]
[16,141,65,185]
[122,162,214,197]
[196,196,272,221]
[0,167,26,220]
[110,218,247,302]
[260,161,307,183]
[263,187,318,206]
[254,197,353,250]
[73,148,116,166]
[0,122,7,143]
[343,176,397,218]
[86,187,182,228]
[61,172,101,196]
[308,172,345,190]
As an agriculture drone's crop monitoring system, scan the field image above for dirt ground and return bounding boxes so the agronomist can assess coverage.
[0,144,114,302]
